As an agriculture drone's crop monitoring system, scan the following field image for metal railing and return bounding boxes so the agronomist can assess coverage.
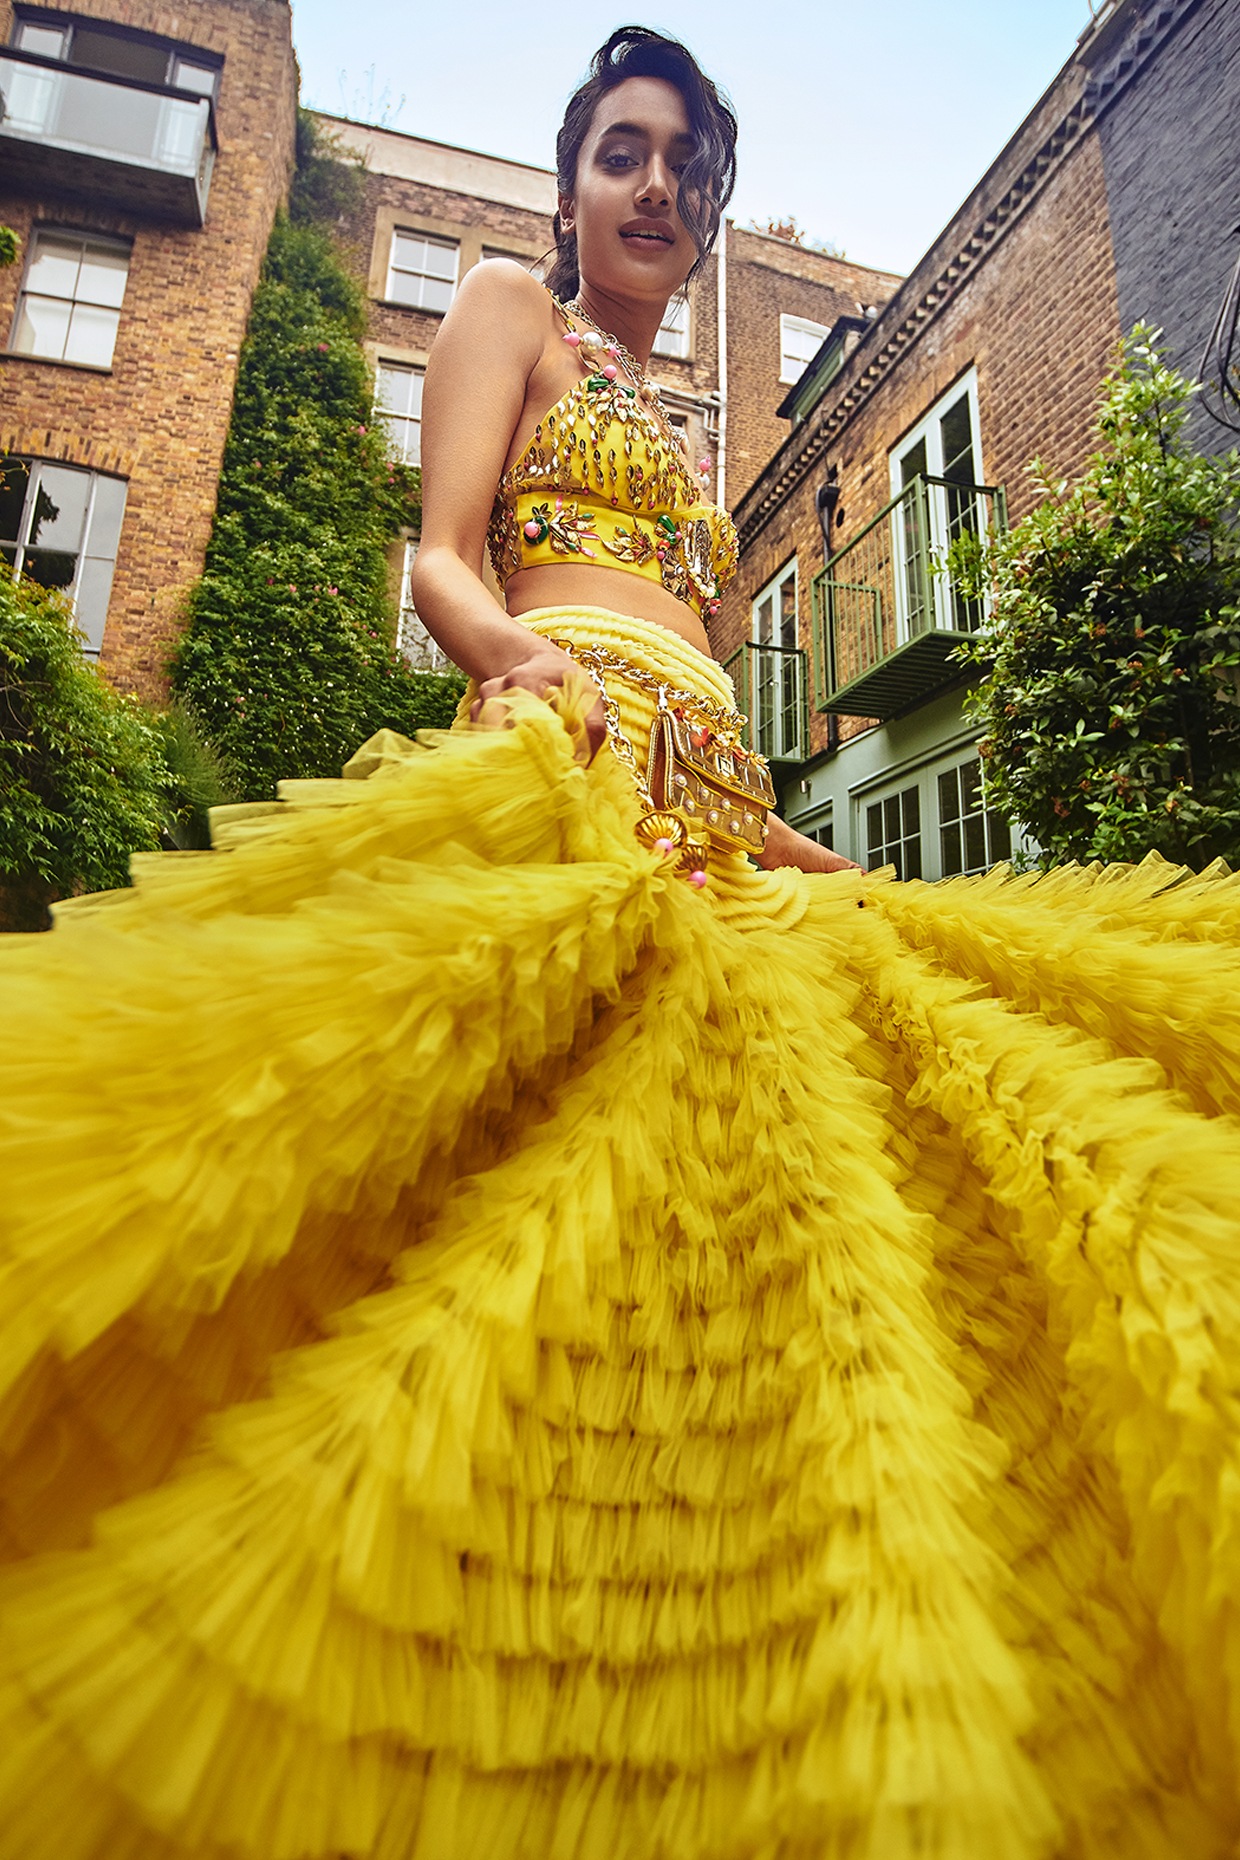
[811,473,1005,717]
[723,640,809,764]
[0,50,217,224]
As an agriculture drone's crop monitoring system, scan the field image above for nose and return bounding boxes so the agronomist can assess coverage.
[637,154,673,210]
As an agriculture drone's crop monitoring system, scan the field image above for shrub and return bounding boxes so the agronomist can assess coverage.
[957,327,1240,870]
[0,571,168,929]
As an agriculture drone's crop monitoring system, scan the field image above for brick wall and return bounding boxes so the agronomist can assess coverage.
[724,228,902,505]
[1092,0,1240,452]
[719,96,1121,756]
[0,0,296,698]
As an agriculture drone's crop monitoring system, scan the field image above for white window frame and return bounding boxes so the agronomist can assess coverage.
[851,731,1023,880]
[373,360,424,466]
[385,230,459,313]
[0,455,127,655]
[9,227,130,368]
[779,313,831,386]
[749,559,802,762]
[653,294,690,359]
[864,781,923,881]
[396,540,450,671]
[889,368,988,641]
[936,753,1012,878]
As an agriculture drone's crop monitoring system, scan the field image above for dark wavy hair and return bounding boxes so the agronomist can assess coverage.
[546,27,738,300]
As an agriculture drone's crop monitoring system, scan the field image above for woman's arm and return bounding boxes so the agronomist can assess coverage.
[757,815,864,874]
[408,262,606,756]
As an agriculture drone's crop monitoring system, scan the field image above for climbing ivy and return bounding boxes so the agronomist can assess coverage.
[172,115,460,799]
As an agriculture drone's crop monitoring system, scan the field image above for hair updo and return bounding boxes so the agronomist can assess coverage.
[546,26,738,301]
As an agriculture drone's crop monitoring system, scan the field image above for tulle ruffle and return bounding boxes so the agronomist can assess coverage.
[0,607,1238,1857]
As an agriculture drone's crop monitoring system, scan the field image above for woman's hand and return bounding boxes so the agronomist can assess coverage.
[756,814,865,875]
[469,642,608,762]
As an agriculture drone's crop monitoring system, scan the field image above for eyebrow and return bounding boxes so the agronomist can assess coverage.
[597,120,695,146]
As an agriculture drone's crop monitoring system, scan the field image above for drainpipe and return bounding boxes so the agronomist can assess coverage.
[715,217,728,509]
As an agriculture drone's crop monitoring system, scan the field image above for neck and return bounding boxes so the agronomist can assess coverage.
[571,284,662,369]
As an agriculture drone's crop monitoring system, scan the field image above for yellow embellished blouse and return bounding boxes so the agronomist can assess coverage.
[487,298,739,626]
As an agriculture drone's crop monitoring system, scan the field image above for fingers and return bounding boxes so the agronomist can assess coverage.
[583,698,608,763]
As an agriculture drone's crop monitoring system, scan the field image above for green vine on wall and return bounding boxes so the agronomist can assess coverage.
[172,113,458,799]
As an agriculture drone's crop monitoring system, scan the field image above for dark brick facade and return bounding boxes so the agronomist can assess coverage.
[1089,0,1240,452]
[0,0,297,698]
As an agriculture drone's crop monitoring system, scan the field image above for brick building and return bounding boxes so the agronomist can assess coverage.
[0,0,296,698]
[718,0,1240,877]
[315,110,902,667]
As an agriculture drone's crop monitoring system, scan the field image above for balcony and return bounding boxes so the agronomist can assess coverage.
[812,474,1006,720]
[723,641,809,766]
[0,49,216,226]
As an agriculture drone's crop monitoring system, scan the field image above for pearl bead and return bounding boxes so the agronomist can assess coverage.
[601,363,618,380]
[654,837,674,855]
[579,330,603,355]
[688,870,707,889]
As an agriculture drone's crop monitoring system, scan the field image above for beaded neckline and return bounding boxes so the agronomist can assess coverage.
[497,292,704,510]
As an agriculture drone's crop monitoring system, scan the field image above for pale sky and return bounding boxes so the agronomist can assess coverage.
[291,0,1097,278]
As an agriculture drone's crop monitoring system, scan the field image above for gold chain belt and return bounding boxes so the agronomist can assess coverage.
[549,638,774,886]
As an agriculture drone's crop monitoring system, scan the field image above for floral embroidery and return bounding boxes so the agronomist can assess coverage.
[525,497,598,558]
[600,522,655,567]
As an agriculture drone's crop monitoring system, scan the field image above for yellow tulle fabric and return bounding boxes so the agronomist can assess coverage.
[1,605,1239,1859]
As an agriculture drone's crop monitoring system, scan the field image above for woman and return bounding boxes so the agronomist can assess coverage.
[0,25,1238,1860]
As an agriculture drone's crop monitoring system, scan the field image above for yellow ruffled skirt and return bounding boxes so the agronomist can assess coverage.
[1,606,1239,1859]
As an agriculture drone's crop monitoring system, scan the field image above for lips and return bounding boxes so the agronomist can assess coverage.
[620,220,675,247]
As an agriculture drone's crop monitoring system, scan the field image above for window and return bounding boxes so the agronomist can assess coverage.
[890,371,987,637]
[374,362,424,466]
[0,456,127,654]
[653,295,690,359]
[753,561,797,652]
[397,541,449,672]
[867,784,922,879]
[11,229,129,367]
[750,561,804,761]
[12,14,221,95]
[386,232,458,313]
[779,314,830,385]
[938,756,1011,877]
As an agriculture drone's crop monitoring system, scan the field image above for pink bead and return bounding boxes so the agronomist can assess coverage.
[699,457,712,471]
[654,837,674,855]
[523,520,542,540]
[605,345,620,358]
[601,363,618,380]
[688,870,707,889]
[562,332,581,347]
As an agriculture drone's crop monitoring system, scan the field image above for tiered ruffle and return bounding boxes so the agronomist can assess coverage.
[0,607,1238,1857]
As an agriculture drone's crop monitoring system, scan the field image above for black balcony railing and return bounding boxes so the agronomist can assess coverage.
[0,48,216,225]
[811,473,1006,720]
[723,640,809,766]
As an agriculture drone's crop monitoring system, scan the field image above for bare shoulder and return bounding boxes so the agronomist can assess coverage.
[441,260,552,357]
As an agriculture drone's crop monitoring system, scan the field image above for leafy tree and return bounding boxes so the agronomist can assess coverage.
[0,226,19,269]
[171,115,461,799]
[0,571,168,930]
[957,327,1240,869]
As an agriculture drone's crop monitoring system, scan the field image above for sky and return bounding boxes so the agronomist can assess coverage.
[291,0,1098,279]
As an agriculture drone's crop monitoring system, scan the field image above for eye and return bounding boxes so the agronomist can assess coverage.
[602,151,638,169]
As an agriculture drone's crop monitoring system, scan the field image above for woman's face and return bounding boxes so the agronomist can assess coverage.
[561,75,699,306]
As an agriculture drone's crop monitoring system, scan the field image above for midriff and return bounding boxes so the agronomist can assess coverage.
[504,563,713,658]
